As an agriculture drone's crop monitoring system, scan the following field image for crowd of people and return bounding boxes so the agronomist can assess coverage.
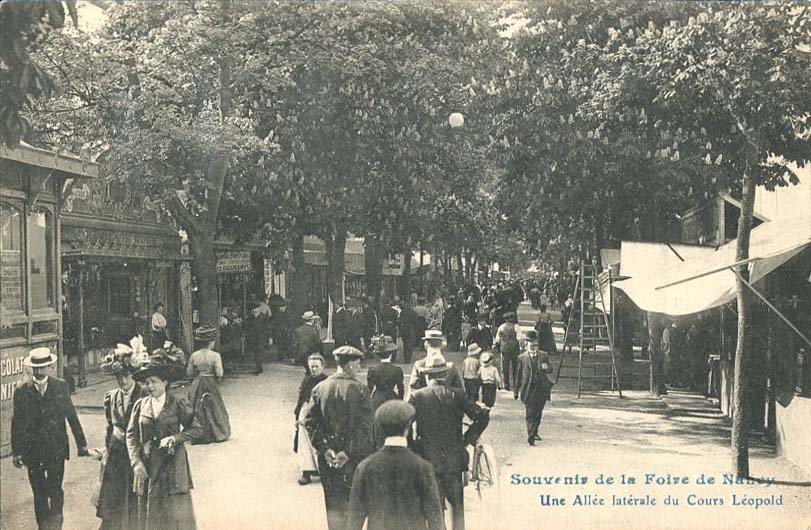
[11,279,562,530]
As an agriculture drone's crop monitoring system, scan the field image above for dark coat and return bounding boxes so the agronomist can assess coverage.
[514,352,554,403]
[293,323,323,364]
[398,305,418,336]
[380,305,399,339]
[465,325,493,351]
[97,384,144,522]
[366,362,404,410]
[305,372,374,480]
[409,360,465,392]
[333,306,351,346]
[11,377,87,464]
[295,373,328,417]
[347,446,445,530]
[126,393,204,495]
[407,384,488,474]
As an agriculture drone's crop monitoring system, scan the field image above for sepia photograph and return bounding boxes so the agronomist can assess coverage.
[1,1,810,529]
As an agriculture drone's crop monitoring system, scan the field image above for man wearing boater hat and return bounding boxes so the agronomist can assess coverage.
[305,346,374,530]
[11,347,89,530]
[409,329,465,392]
[408,354,489,530]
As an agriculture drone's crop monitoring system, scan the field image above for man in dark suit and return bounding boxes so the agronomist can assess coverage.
[408,355,489,530]
[514,330,554,446]
[465,314,493,352]
[347,400,445,530]
[333,300,351,348]
[347,298,364,351]
[305,346,374,530]
[12,347,89,530]
[398,299,418,363]
[293,311,323,372]
[410,330,465,392]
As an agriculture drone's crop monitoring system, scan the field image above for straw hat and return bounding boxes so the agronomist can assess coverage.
[23,347,57,368]
[421,354,452,374]
[466,343,482,357]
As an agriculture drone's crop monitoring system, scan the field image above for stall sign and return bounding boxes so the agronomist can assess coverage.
[216,251,251,274]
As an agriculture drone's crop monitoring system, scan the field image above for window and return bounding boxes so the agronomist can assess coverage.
[29,208,54,310]
[1,202,24,314]
[108,273,131,317]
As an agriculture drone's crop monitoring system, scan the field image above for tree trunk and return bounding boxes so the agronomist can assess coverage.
[732,169,758,478]
[325,230,346,308]
[456,251,464,287]
[401,243,411,299]
[189,231,220,326]
[288,231,307,325]
[647,311,667,396]
[364,234,384,313]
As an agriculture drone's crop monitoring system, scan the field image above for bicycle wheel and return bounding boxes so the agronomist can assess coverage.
[474,443,500,504]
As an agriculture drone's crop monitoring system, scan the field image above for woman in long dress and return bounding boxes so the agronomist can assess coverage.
[187,324,231,444]
[96,345,143,530]
[127,354,203,530]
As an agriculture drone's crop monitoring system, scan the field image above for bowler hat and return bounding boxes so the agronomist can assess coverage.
[24,347,57,368]
[523,329,539,343]
[421,354,452,374]
[333,345,364,359]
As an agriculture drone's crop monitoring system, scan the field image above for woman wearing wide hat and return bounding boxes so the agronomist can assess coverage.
[186,324,231,444]
[96,343,144,530]
[126,352,204,530]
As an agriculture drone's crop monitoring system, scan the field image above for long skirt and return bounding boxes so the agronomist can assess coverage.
[538,322,558,354]
[295,403,319,474]
[189,375,231,444]
[135,454,197,530]
[96,441,137,530]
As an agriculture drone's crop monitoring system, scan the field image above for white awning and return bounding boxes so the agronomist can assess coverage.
[614,214,811,316]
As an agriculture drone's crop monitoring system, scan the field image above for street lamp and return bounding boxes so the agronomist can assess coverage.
[448,112,465,128]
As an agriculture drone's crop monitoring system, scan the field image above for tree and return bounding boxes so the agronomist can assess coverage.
[0,0,77,145]
[644,3,811,478]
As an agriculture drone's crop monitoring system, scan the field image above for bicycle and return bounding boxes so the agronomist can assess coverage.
[465,415,500,505]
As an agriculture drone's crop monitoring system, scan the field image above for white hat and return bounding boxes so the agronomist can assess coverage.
[302,311,316,320]
[24,347,57,367]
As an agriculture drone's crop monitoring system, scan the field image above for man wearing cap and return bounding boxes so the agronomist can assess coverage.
[347,401,445,530]
[11,347,89,530]
[305,346,374,530]
[514,330,554,446]
[294,311,323,373]
[409,330,465,392]
[408,355,489,530]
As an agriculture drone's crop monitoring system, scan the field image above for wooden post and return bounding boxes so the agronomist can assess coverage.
[77,261,87,387]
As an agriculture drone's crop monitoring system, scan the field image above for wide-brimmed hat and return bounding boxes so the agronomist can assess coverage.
[422,354,452,374]
[333,345,364,359]
[132,351,186,383]
[24,347,57,368]
[102,343,137,376]
[380,335,398,352]
[467,343,482,357]
[194,323,218,342]
[423,330,446,342]
[481,352,493,365]
[302,311,316,321]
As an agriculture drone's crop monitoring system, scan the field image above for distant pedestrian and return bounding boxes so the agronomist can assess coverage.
[150,302,168,351]
[462,343,482,402]
[268,297,292,360]
[347,400,445,530]
[493,312,522,391]
[305,346,374,530]
[534,304,558,354]
[12,347,89,530]
[410,330,465,392]
[478,352,502,408]
[398,299,418,363]
[333,300,352,348]
[514,330,554,446]
[367,337,405,412]
[465,314,493,351]
[294,311,324,373]
[187,324,231,444]
[294,354,328,486]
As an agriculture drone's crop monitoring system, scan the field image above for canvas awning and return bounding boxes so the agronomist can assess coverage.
[614,214,811,316]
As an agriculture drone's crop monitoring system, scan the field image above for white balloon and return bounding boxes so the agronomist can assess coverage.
[448,112,465,128]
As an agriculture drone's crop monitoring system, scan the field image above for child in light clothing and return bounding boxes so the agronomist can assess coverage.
[462,343,482,402]
[478,351,502,408]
